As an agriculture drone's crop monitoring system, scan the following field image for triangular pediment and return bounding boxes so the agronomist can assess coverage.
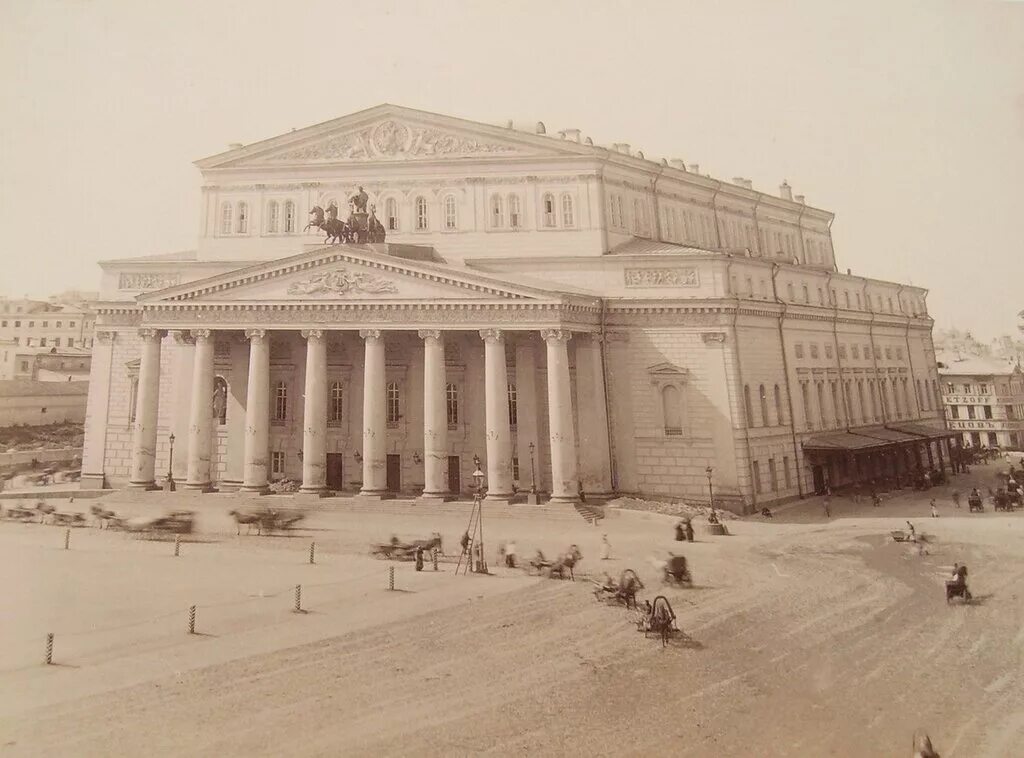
[647,362,688,377]
[197,104,592,169]
[138,245,565,305]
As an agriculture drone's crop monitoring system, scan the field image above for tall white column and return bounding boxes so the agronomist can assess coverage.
[185,328,215,491]
[300,329,328,494]
[419,330,449,499]
[480,329,514,500]
[170,331,195,481]
[128,328,165,489]
[542,329,578,502]
[81,330,117,488]
[241,328,270,492]
[360,329,387,496]
[575,333,612,495]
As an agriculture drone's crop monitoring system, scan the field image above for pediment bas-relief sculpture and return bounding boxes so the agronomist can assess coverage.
[287,268,399,297]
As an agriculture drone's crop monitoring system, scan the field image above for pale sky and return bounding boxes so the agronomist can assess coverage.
[1,0,1022,339]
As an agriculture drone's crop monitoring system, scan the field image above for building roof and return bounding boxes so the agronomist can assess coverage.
[0,380,91,398]
[607,239,714,256]
[936,351,1021,378]
[15,346,92,358]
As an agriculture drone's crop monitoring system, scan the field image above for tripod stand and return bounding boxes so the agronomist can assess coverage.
[455,492,487,575]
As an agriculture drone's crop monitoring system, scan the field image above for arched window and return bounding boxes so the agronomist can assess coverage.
[385,198,399,231]
[266,201,280,233]
[273,381,287,421]
[508,194,521,229]
[284,201,296,233]
[844,291,850,309]
[786,283,795,301]
[759,384,769,426]
[386,382,400,425]
[543,193,556,227]
[446,383,459,426]
[561,194,574,227]
[744,384,754,427]
[443,195,457,230]
[330,382,343,423]
[236,202,248,234]
[415,197,428,230]
[220,203,233,234]
[662,385,683,435]
[128,376,139,424]
[213,376,228,426]
[490,195,504,228]
[507,383,518,427]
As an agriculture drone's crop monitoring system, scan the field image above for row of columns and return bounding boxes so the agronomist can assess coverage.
[128,327,609,502]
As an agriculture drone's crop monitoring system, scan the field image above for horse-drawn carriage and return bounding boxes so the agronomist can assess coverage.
[968,494,984,513]
[528,545,582,580]
[663,555,693,587]
[592,569,644,609]
[370,533,443,561]
[229,507,305,536]
[1,503,39,522]
[637,595,682,647]
[125,510,195,535]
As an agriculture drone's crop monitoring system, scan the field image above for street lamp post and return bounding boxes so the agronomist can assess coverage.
[165,433,176,491]
[472,455,487,574]
[705,466,714,511]
[528,441,539,505]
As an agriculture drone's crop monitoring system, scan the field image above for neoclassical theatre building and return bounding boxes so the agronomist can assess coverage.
[83,104,951,511]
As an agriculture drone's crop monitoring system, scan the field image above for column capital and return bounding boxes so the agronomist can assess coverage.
[244,328,267,342]
[479,329,505,344]
[301,329,325,341]
[173,330,195,345]
[96,330,118,344]
[137,328,166,342]
[359,329,382,341]
[418,329,443,342]
[540,329,573,344]
[192,328,213,343]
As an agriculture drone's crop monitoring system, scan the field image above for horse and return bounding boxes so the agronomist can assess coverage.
[228,509,263,536]
[548,544,583,581]
[409,532,443,555]
[304,206,351,244]
[90,504,119,529]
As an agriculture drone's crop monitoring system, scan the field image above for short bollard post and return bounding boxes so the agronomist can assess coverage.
[188,605,196,635]
[388,565,395,591]
[174,534,181,557]
[432,547,439,571]
[45,633,54,665]
[294,584,302,613]
[309,542,315,565]
[64,529,70,550]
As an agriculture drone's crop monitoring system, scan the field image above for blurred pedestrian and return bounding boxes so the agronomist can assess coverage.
[930,499,939,518]
[600,534,611,560]
[952,490,960,509]
[823,496,831,519]
[505,540,517,568]
[414,546,425,572]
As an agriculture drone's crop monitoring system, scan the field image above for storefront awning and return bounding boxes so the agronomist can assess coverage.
[883,422,956,440]
[852,426,923,444]
[802,431,894,452]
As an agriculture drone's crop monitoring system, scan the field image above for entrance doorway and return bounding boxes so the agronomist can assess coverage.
[447,455,461,495]
[386,454,401,493]
[326,454,344,491]
[811,465,826,495]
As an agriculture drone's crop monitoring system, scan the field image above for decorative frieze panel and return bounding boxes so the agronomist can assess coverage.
[119,273,182,290]
[624,268,699,288]
[286,268,399,297]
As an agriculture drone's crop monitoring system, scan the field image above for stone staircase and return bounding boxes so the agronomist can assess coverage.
[573,502,606,524]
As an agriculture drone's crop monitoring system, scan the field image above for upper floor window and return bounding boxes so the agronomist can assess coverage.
[56,321,62,328]
[544,193,557,228]
[509,194,522,229]
[284,201,296,233]
[855,292,862,309]
[415,197,428,230]
[446,383,459,426]
[490,195,504,228]
[443,194,458,231]
[802,285,810,304]
[817,288,824,305]
[128,376,139,424]
[40,337,47,347]
[759,384,769,426]
[810,343,820,359]
[274,381,287,421]
[69,321,76,327]
[267,201,280,233]
[236,202,248,234]
[774,384,784,424]
[220,203,232,234]
[844,291,850,309]
[662,385,683,435]
[507,383,518,426]
[561,194,574,227]
[42,321,48,328]
[794,343,804,359]
[386,382,401,425]
[330,382,343,423]
[744,384,754,426]
[385,198,399,231]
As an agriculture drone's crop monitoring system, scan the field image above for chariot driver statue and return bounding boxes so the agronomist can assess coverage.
[326,202,340,222]
[350,186,369,214]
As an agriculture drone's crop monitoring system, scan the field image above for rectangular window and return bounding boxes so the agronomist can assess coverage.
[825,344,833,359]
[852,345,860,359]
[330,383,343,423]
[895,347,903,360]
[271,451,285,476]
[794,343,804,359]
[962,384,971,394]
[40,338,47,347]
[838,344,847,359]
[752,460,762,494]
[53,338,60,347]
[446,383,459,426]
[69,321,76,327]
[56,321,61,328]
[810,344,819,359]
[387,382,401,426]
[512,457,520,482]
[967,406,976,420]
[950,405,959,419]
[20,360,28,372]
[884,347,892,360]
[983,405,993,420]
[507,383,518,427]
[874,347,882,360]
[768,458,778,492]
[979,384,988,394]
[42,321,48,328]
[783,456,792,488]
[274,382,287,422]
[28,321,34,327]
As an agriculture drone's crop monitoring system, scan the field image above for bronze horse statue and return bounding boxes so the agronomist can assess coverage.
[305,205,351,244]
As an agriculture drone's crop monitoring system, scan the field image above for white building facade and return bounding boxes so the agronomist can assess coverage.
[938,353,1024,450]
[82,105,949,510]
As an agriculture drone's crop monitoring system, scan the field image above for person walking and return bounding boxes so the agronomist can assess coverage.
[600,534,612,560]
[414,546,425,572]
[505,540,517,568]
[952,490,960,509]
[823,495,832,519]
[930,499,939,518]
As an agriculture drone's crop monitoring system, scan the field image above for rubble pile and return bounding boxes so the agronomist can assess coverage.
[607,496,739,520]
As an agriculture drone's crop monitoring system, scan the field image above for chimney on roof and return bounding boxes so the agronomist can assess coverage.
[636,150,645,159]
[688,164,700,174]
[228,142,244,151]
[506,119,513,129]
[560,128,581,142]
[670,159,686,170]
[846,268,852,275]
[795,194,806,205]
[535,121,546,135]
[733,177,746,187]
[584,136,593,145]
[612,143,630,154]
[743,179,754,190]
[779,181,793,201]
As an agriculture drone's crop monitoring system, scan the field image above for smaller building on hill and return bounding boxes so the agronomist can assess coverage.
[937,352,1024,450]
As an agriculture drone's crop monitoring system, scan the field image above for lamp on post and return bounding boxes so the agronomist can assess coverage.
[165,433,176,492]
[471,455,488,574]
[705,466,714,511]
[527,441,539,504]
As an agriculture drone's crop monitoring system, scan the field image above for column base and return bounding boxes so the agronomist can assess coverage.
[297,487,331,499]
[183,482,216,493]
[356,490,392,501]
[239,484,271,495]
[417,493,454,505]
[128,480,161,491]
[548,495,580,505]
[485,493,519,506]
[80,473,107,489]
